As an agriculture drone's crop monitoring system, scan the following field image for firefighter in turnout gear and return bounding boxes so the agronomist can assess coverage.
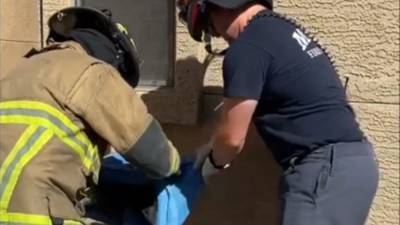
[0,7,180,225]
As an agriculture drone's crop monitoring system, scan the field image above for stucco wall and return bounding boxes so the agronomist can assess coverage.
[0,0,399,224]
[0,0,40,77]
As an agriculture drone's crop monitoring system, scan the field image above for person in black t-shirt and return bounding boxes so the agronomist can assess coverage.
[178,1,379,224]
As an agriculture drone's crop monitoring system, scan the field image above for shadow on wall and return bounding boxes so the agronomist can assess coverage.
[166,123,282,225]
[140,56,211,124]
[143,55,282,225]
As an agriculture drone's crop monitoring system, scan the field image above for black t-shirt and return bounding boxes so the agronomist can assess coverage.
[223,14,364,166]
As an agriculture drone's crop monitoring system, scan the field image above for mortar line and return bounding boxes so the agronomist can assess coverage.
[0,39,40,44]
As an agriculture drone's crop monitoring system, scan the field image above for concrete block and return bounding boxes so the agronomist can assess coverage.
[0,40,39,79]
[0,0,40,42]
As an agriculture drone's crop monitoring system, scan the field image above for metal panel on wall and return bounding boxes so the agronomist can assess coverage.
[78,0,174,86]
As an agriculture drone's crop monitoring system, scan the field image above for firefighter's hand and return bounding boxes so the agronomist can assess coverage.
[200,155,224,182]
[194,144,229,182]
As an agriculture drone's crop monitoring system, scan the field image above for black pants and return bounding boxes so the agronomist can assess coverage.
[279,140,379,225]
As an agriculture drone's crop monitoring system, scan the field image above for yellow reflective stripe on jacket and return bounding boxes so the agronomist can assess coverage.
[0,212,82,225]
[0,100,100,171]
[0,125,38,185]
[0,115,99,178]
[0,126,53,212]
[0,101,100,177]
[169,145,181,175]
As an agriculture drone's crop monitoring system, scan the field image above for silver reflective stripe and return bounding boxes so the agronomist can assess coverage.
[0,109,87,150]
[0,127,46,199]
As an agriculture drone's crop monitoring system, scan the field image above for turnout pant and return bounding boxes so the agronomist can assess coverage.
[279,140,379,225]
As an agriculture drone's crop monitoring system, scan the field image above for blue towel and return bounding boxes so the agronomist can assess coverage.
[154,161,205,225]
[86,154,205,225]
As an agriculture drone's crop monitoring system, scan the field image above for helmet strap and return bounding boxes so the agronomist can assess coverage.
[204,33,227,56]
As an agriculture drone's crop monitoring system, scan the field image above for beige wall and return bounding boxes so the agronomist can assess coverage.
[0,0,399,224]
[0,0,40,77]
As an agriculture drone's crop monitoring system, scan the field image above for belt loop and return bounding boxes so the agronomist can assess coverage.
[75,187,94,215]
[290,156,298,167]
[289,156,299,170]
[284,156,298,175]
[329,144,335,176]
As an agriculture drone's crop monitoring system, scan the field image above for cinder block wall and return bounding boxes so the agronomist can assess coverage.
[0,1,398,224]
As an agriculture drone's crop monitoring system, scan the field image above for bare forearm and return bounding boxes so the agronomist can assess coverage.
[211,132,245,166]
[199,98,257,170]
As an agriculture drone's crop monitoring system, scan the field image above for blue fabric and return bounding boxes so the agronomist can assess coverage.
[86,154,205,225]
[155,161,205,225]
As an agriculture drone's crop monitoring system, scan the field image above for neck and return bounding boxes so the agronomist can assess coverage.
[237,4,267,33]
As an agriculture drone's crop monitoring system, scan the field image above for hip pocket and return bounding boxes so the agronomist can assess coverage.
[313,165,330,198]
[280,160,331,202]
[45,193,83,224]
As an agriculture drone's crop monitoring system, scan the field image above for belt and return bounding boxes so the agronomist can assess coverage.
[312,139,372,158]
[285,139,373,169]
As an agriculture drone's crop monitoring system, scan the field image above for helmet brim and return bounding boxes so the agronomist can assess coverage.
[48,7,115,41]
[207,0,251,9]
[207,0,273,10]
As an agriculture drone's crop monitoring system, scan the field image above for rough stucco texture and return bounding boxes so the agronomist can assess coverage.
[277,0,400,104]
[352,103,400,225]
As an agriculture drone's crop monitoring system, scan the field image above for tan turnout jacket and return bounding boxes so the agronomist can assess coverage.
[0,41,155,224]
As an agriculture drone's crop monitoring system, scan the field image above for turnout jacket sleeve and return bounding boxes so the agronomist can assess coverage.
[65,63,180,178]
[66,63,151,152]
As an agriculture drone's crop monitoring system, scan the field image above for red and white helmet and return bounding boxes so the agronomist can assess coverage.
[178,0,273,42]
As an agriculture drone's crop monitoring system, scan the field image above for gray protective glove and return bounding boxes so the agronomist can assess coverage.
[194,144,230,182]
